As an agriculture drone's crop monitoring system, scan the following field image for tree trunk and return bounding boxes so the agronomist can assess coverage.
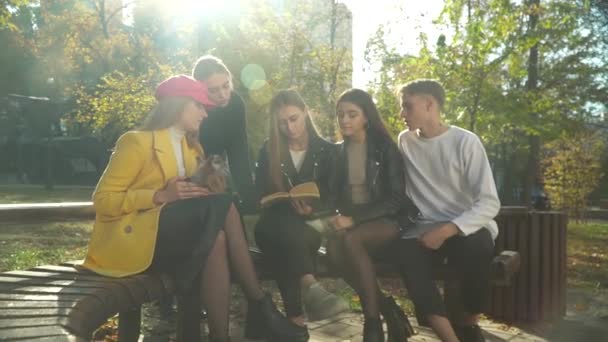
[524,0,540,207]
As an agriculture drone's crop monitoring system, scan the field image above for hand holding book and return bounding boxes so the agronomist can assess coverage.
[260,181,320,208]
[291,198,313,216]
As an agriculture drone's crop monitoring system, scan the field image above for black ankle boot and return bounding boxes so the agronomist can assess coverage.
[363,317,385,342]
[244,294,309,341]
[380,296,413,341]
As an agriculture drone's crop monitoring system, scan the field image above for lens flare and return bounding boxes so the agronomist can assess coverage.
[240,64,267,90]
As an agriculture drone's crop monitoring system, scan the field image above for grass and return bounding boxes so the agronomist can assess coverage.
[0,220,92,272]
[0,185,94,204]
[567,220,608,290]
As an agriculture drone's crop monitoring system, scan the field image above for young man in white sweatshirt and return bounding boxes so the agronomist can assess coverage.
[395,79,500,342]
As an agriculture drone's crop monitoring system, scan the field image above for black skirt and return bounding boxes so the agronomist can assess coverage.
[148,194,233,294]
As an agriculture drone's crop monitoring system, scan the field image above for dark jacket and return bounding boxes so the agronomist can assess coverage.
[255,134,335,213]
[199,92,257,213]
[329,135,419,228]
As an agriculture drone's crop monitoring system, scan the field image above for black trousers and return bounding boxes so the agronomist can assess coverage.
[149,194,233,294]
[392,228,494,318]
[255,204,322,317]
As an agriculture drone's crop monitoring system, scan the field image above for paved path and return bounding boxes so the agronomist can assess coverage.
[140,308,548,341]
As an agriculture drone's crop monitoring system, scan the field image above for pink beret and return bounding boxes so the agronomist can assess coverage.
[155,75,215,109]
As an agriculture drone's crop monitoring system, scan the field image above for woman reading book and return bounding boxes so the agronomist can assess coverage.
[253,89,349,337]
[81,76,305,342]
[326,88,419,342]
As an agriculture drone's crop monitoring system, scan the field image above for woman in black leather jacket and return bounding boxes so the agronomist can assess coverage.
[327,88,418,342]
[252,89,348,340]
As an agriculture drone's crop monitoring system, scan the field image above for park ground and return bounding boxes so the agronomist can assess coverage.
[0,186,607,341]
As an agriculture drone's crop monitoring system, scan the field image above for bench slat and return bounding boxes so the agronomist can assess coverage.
[0,293,87,302]
[0,276,123,289]
[3,270,125,283]
[0,283,135,318]
[0,325,74,340]
[31,265,95,275]
[0,308,76,318]
[3,270,157,308]
[0,316,69,329]
[13,337,86,342]
[0,300,76,309]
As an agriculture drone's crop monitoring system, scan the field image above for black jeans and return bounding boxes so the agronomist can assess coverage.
[392,228,494,318]
[255,204,322,317]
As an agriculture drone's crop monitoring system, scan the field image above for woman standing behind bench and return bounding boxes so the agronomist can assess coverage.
[193,55,257,214]
[253,89,349,339]
[327,89,419,342]
[82,76,303,342]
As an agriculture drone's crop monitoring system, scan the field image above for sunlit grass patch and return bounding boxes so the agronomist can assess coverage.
[0,220,92,272]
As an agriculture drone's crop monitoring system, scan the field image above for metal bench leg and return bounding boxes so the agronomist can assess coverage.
[118,307,141,342]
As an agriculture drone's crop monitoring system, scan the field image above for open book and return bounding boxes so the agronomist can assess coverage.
[260,181,320,208]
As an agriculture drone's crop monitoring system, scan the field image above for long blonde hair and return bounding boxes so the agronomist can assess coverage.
[140,96,202,149]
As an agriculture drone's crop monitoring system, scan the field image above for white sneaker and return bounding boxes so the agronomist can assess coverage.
[303,282,350,321]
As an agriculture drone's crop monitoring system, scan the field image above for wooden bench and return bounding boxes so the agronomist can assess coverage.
[0,203,523,341]
[0,249,520,341]
[251,246,521,326]
[251,247,521,287]
[0,260,183,341]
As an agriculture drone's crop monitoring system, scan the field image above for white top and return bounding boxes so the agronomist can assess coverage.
[398,126,501,239]
[169,126,186,177]
[290,149,307,172]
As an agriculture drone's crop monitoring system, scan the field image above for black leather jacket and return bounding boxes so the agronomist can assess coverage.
[328,136,419,228]
[255,135,335,212]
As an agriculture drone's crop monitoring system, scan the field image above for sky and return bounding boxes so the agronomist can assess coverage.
[339,0,446,87]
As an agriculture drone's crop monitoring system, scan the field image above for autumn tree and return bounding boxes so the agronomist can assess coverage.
[542,131,605,220]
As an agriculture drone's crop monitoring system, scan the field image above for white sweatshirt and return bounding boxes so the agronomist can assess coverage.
[398,126,500,239]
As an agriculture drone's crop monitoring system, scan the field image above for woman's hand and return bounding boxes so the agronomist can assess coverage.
[153,176,211,204]
[330,215,354,231]
[291,199,313,216]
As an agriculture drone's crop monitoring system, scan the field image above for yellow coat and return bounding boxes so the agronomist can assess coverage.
[82,129,203,277]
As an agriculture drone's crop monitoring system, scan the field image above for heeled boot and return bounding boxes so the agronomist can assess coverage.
[380,295,413,342]
[363,317,385,342]
[244,293,309,341]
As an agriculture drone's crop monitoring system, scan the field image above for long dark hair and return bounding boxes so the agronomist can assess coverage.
[267,89,320,192]
[336,88,394,145]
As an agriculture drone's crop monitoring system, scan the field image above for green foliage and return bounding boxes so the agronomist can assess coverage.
[542,132,605,220]
[365,0,608,204]
[0,0,28,30]
[72,67,175,145]
[207,0,353,144]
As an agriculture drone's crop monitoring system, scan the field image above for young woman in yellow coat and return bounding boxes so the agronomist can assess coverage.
[82,75,307,342]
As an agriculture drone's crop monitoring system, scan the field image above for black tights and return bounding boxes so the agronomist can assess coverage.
[203,204,264,338]
[327,219,400,320]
